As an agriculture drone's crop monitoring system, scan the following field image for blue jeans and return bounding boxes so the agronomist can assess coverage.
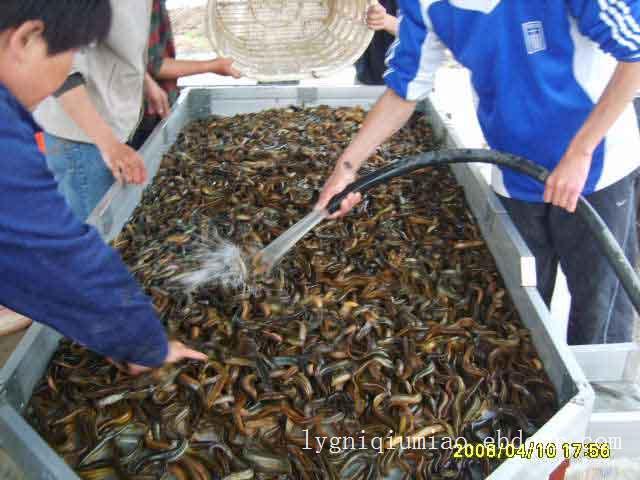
[44,134,114,221]
[500,171,640,345]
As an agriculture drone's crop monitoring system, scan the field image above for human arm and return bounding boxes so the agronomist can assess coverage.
[545,62,640,212]
[0,132,204,369]
[546,0,640,212]
[366,3,399,36]
[316,90,417,216]
[57,85,146,184]
[154,57,242,80]
[317,0,446,217]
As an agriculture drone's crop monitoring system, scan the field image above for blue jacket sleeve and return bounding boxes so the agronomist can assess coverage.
[568,0,640,61]
[0,131,168,367]
[384,0,447,101]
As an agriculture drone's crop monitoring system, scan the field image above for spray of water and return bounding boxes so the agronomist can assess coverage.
[177,209,328,291]
[177,237,249,292]
[253,209,327,274]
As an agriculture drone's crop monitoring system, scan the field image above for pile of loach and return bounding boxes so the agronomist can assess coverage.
[29,106,557,480]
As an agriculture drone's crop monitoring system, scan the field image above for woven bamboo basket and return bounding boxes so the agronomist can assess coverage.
[206,0,377,82]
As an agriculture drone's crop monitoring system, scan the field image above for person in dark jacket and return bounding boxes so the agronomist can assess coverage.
[355,1,398,85]
[0,0,206,375]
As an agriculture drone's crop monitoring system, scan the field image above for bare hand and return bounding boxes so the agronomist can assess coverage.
[316,163,361,219]
[543,146,592,213]
[211,58,242,79]
[144,75,170,118]
[366,4,388,31]
[127,341,208,376]
[100,141,147,185]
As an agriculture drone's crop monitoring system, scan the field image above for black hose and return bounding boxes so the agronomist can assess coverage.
[327,148,640,315]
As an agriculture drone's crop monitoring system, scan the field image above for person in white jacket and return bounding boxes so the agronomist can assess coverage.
[35,0,158,220]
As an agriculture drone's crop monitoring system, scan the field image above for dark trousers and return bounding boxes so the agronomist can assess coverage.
[499,171,639,345]
[128,116,161,151]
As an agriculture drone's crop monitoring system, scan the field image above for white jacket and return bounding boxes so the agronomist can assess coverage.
[34,0,152,143]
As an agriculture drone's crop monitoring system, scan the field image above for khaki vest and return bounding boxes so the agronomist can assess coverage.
[34,0,152,143]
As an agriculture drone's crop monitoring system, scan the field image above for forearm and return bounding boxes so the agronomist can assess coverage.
[337,89,417,171]
[156,58,222,80]
[4,262,170,367]
[58,86,119,150]
[9,227,168,366]
[384,15,399,36]
[569,62,640,156]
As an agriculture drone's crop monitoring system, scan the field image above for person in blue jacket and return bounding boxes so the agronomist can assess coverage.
[0,0,206,374]
[317,1,640,345]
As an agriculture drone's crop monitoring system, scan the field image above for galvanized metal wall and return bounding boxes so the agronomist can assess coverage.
[0,87,594,480]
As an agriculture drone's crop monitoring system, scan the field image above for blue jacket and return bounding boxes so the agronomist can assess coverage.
[0,83,167,367]
[385,0,640,201]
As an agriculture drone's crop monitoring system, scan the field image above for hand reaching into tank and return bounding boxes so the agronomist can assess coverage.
[99,140,147,185]
[127,340,208,376]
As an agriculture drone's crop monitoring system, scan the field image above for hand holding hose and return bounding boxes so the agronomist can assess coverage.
[316,162,361,218]
[127,341,208,376]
